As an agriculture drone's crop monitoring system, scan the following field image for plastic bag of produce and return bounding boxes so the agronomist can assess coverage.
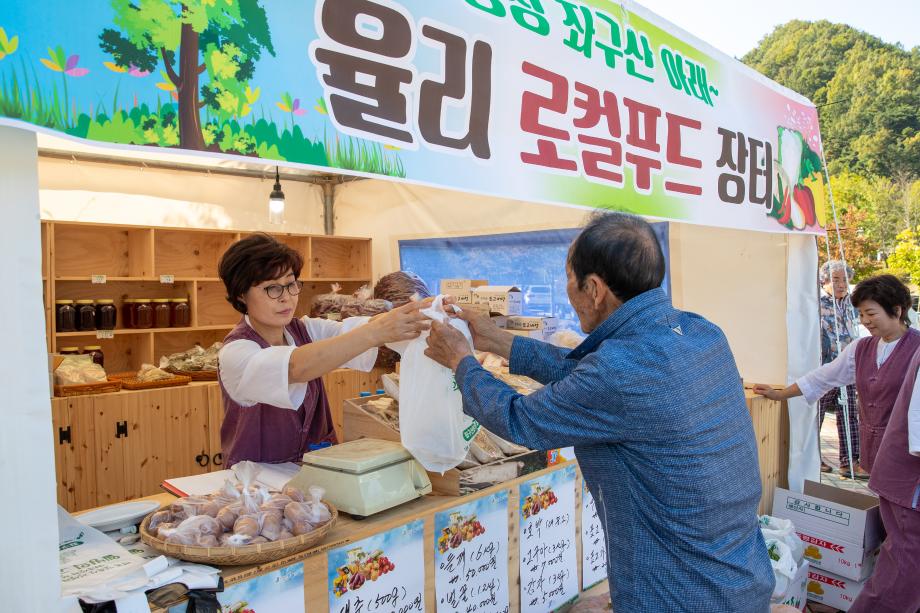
[310,283,350,320]
[765,539,798,599]
[759,515,804,563]
[398,295,479,472]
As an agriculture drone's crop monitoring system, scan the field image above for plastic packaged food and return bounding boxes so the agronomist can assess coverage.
[310,283,350,320]
[82,346,104,368]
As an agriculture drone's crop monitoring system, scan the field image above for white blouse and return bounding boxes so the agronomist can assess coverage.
[218,315,378,410]
[796,336,901,405]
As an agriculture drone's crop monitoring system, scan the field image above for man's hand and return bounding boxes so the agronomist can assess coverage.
[443,297,514,359]
[425,320,474,371]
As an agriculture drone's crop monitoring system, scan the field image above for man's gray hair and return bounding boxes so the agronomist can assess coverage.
[819,260,855,284]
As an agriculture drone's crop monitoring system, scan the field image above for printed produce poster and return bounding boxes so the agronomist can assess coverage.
[581,482,608,590]
[518,465,578,613]
[435,490,510,613]
[328,519,425,613]
[168,563,304,613]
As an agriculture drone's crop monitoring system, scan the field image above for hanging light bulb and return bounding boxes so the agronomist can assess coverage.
[268,166,285,224]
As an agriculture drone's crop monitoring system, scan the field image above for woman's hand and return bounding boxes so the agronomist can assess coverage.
[443,297,514,359]
[752,384,782,400]
[366,298,433,345]
[425,320,474,371]
[752,384,798,402]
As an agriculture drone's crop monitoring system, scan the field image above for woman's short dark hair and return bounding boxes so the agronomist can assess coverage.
[850,274,912,325]
[219,233,303,314]
[568,211,665,302]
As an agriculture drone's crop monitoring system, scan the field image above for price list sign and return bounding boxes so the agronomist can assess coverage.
[581,482,608,590]
[434,490,510,613]
[518,465,578,612]
[328,520,425,613]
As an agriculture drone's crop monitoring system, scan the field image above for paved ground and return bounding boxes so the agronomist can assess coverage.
[818,412,874,496]
[564,414,870,612]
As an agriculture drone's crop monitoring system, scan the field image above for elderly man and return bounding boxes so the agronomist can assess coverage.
[818,260,865,479]
[426,212,774,612]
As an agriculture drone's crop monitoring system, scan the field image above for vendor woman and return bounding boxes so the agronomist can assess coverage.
[217,233,430,466]
[755,274,920,475]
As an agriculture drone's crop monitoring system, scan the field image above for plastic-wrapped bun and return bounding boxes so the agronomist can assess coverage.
[216,504,240,531]
[156,522,177,539]
[304,486,332,525]
[233,515,261,538]
[148,510,173,531]
[196,534,220,548]
[310,283,350,319]
[277,529,294,541]
[226,533,253,547]
[178,514,221,536]
[282,486,305,503]
[373,272,432,307]
[261,511,284,541]
[262,494,293,512]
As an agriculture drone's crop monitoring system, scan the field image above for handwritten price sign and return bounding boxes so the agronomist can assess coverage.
[581,482,608,590]
[328,520,425,613]
[518,465,578,612]
[435,491,510,613]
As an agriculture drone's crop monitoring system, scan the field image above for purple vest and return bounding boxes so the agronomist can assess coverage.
[854,328,920,472]
[219,317,336,467]
[870,347,920,510]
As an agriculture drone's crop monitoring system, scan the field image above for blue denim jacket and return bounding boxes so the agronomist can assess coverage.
[456,287,774,612]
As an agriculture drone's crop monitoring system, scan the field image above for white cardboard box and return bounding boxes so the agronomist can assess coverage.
[440,279,487,304]
[773,558,809,611]
[806,567,870,611]
[772,481,882,581]
[471,285,522,315]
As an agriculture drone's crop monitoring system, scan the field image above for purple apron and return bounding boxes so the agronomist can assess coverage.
[219,317,336,467]
[849,347,920,613]
[853,328,920,472]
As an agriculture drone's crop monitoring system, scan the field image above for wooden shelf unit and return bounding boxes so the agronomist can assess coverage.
[40,221,373,371]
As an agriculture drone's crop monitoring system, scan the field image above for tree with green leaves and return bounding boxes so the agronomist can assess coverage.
[99,0,274,150]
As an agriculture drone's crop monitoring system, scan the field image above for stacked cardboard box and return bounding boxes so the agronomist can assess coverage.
[772,481,882,611]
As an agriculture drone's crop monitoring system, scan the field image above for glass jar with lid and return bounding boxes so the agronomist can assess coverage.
[58,346,80,355]
[55,300,77,332]
[170,298,190,328]
[75,300,97,331]
[95,299,117,330]
[82,346,104,367]
[153,299,171,328]
[135,299,154,329]
[122,299,137,329]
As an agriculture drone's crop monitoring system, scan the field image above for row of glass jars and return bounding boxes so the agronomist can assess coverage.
[54,298,190,332]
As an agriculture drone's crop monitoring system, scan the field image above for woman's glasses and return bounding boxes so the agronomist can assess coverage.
[263,280,304,299]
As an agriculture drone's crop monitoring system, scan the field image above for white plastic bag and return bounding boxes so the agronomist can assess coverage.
[765,539,798,599]
[398,295,480,472]
[759,515,805,563]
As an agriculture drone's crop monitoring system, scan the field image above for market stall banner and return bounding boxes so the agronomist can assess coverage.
[0,0,826,234]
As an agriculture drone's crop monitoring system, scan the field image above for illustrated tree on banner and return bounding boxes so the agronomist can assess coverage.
[99,0,274,150]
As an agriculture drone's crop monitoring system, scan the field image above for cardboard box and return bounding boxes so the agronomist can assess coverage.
[508,329,555,342]
[440,279,488,304]
[471,285,522,315]
[806,567,870,611]
[506,316,559,333]
[773,559,809,611]
[772,481,882,580]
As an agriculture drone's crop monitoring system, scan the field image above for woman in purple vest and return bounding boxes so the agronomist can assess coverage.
[849,342,920,611]
[217,233,430,467]
[755,275,920,477]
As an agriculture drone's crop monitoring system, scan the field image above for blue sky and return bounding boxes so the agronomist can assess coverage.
[638,0,920,58]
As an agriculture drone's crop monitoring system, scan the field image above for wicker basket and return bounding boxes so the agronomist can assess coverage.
[164,366,218,381]
[108,372,192,390]
[139,502,338,566]
[54,380,122,397]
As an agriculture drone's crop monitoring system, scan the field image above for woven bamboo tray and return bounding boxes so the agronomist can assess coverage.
[139,502,338,565]
[54,379,122,397]
[164,366,218,381]
[108,372,192,390]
